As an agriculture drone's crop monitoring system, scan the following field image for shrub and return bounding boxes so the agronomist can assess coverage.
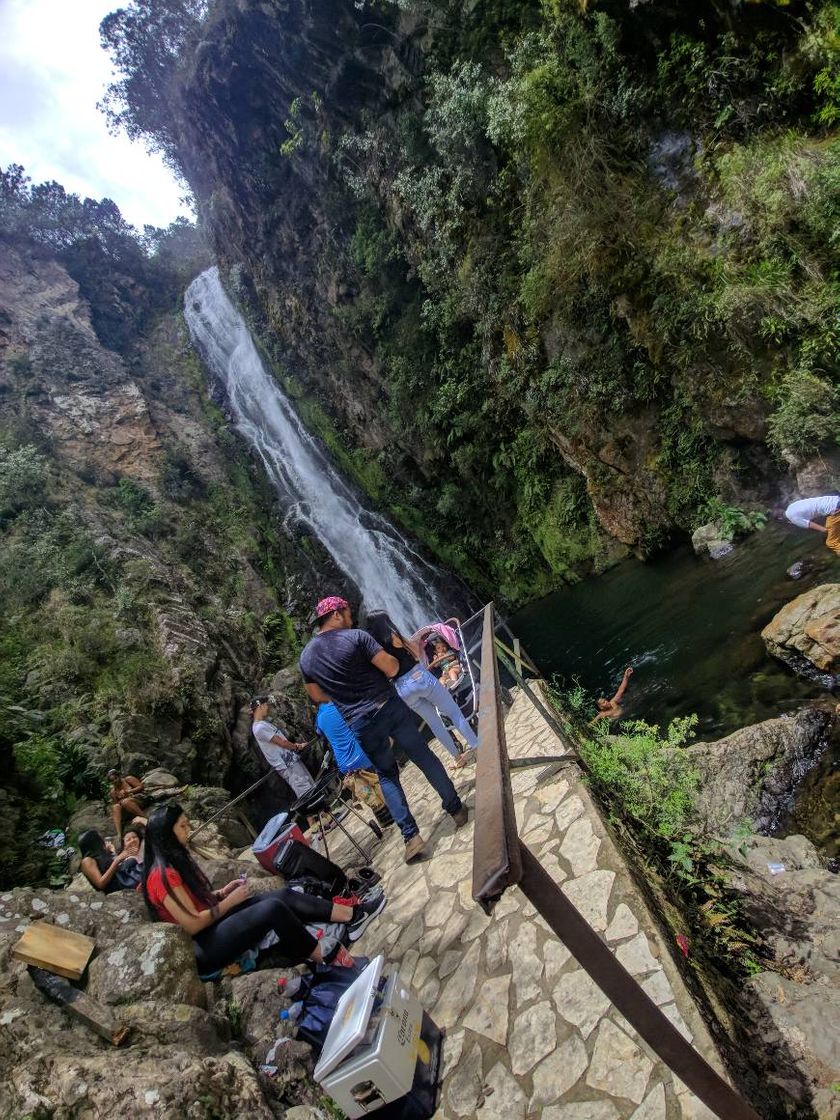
[767,370,840,462]
[698,499,767,538]
[580,715,700,840]
[0,445,48,520]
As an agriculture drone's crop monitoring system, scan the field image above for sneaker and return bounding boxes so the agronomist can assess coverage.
[404,833,426,863]
[451,806,469,829]
[347,893,388,942]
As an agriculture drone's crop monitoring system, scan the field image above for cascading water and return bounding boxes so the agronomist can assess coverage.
[184,267,454,635]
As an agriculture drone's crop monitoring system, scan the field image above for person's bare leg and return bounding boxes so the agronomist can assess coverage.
[309,945,324,963]
[331,903,353,922]
[111,802,123,839]
[121,797,143,818]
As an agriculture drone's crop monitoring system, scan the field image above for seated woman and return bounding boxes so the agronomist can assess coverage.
[141,804,385,977]
[367,612,478,770]
[123,822,145,868]
[426,636,463,688]
[79,829,142,893]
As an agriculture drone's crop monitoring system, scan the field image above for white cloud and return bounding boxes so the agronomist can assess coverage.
[0,0,192,230]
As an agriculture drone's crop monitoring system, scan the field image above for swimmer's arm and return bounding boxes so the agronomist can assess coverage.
[609,667,633,705]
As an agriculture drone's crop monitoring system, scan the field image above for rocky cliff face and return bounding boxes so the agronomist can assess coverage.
[138,0,840,602]
[0,235,321,886]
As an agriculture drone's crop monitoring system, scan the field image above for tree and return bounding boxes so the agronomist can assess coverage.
[98,0,208,169]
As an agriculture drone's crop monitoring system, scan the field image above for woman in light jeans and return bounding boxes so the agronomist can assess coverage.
[366,611,478,769]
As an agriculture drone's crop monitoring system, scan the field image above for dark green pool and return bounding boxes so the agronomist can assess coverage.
[512,521,839,854]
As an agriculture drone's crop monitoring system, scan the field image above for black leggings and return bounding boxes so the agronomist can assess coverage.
[192,889,334,975]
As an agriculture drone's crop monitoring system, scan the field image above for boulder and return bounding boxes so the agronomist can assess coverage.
[67,799,112,840]
[186,795,257,851]
[196,856,276,891]
[87,923,206,1008]
[684,708,831,835]
[221,969,315,1101]
[0,882,311,1117]
[3,1047,280,1120]
[762,584,840,680]
[141,767,181,791]
[724,833,840,1114]
[223,967,299,1052]
[691,522,735,559]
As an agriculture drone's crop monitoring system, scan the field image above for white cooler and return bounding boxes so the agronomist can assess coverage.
[314,955,429,1118]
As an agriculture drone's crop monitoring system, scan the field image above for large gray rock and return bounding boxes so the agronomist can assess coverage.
[0,882,313,1117]
[684,708,831,835]
[762,583,840,681]
[196,856,276,891]
[221,969,315,1102]
[180,788,254,849]
[725,833,840,1115]
[691,522,734,559]
[4,1047,279,1120]
[67,799,113,840]
[87,923,206,1008]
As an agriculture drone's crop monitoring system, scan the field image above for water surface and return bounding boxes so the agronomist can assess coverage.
[513,523,839,852]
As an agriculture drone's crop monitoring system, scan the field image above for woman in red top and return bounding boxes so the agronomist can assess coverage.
[141,804,385,976]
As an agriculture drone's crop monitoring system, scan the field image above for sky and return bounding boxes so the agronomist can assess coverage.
[0,0,192,231]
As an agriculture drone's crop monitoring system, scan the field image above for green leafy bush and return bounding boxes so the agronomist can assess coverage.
[768,370,840,461]
[0,445,48,520]
[580,716,700,840]
[698,500,767,538]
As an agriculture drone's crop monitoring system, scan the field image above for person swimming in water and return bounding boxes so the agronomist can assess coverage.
[590,666,634,726]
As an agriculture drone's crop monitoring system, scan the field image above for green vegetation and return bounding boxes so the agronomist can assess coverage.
[0,174,300,886]
[326,0,840,594]
[552,678,762,974]
[697,500,768,539]
[99,0,840,601]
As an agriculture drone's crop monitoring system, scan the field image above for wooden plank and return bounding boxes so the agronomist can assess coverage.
[512,637,523,675]
[28,967,129,1046]
[12,920,95,981]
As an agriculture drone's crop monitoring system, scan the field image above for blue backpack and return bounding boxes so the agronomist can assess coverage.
[294,958,369,1052]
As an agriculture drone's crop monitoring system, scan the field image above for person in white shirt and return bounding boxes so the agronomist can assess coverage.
[781,494,840,556]
[249,696,316,799]
[784,495,840,533]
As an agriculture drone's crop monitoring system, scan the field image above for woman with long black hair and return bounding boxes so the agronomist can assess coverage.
[365,611,478,769]
[79,829,141,893]
[141,804,384,977]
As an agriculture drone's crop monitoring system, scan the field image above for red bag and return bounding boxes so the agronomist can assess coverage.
[252,811,308,872]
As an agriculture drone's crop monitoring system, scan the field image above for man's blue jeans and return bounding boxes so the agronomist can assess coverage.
[352,694,463,840]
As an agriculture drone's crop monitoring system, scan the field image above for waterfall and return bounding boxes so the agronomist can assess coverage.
[184,266,452,635]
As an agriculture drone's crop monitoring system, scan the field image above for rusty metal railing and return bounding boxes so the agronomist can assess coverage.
[471,602,760,1120]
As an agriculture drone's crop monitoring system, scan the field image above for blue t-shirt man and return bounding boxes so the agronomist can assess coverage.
[315,702,373,773]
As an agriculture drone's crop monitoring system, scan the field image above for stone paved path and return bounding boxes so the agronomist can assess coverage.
[322,688,726,1119]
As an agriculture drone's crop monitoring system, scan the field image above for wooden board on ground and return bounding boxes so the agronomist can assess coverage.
[12,920,95,981]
